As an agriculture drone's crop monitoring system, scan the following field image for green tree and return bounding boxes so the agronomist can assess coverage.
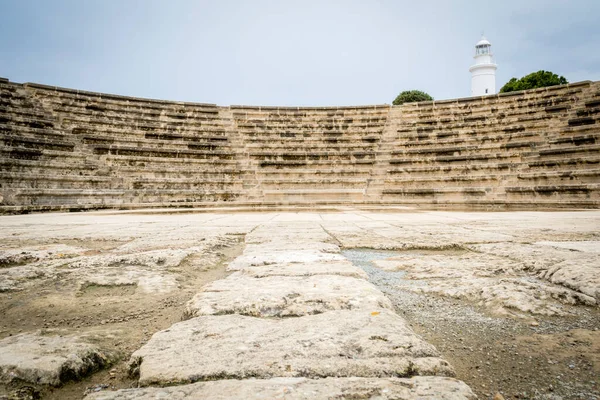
[392,90,433,105]
[500,70,568,93]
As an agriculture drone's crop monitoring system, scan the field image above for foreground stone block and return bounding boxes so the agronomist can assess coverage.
[86,376,476,399]
[227,246,344,270]
[469,242,600,301]
[185,274,392,317]
[0,332,115,386]
[130,310,453,386]
[373,252,596,318]
[235,260,368,280]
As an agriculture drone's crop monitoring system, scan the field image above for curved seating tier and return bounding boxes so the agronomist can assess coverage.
[0,79,598,212]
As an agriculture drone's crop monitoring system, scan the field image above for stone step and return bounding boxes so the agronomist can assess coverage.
[0,173,245,190]
[538,144,600,158]
[386,159,600,178]
[9,189,244,206]
[37,99,223,121]
[383,169,600,188]
[398,81,590,115]
[263,189,366,202]
[25,83,219,111]
[103,154,240,167]
[249,152,377,162]
[244,137,381,145]
[0,123,72,141]
[390,141,543,157]
[380,130,542,148]
[92,145,236,160]
[129,310,453,386]
[388,152,522,165]
[1,135,75,152]
[59,113,227,132]
[256,160,377,169]
[84,376,476,400]
[505,183,600,196]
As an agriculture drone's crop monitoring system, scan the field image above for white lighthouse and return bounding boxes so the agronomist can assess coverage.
[469,35,497,96]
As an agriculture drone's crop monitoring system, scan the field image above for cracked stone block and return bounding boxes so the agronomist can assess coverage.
[234,260,368,280]
[186,273,392,317]
[0,332,116,386]
[85,376,476,399]
[130,309,453,386]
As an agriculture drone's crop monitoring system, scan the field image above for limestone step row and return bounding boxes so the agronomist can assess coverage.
[8,189,245,206]
[79,135,233,153]
[36,99,223,121]
[86,377,475,400]
[59,115,227,134]
[383,169,600,186]
[393,121,553,140]
[63,120,229,138]
[0,173,246,190]
[381,184,600,202]
[86,223,474,399]
[24,83,220,112]
[398,113,559,131]
[379,130,542,148]
[52,106,226,127]
[244,137,381,146]
[398,81,591,115]
[387,127,549,145]
[1,123,73,142]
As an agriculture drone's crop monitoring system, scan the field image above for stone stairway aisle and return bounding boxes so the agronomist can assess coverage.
[88,221,475,399]
[218,106,263,203]
[364,106,398,202]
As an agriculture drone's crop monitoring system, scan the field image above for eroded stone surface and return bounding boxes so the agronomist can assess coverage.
[0,234,240,293]
[0,332,116,386]
[469,242,600,302]
[234,260,368,279]
[373,252,596,319]
[130,310,454,386]
[186,273,392,317]
[86,376,476,400]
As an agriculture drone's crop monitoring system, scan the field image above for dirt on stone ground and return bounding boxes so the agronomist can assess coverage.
[343,248,600,400]
[0,238,245,400]
[1,229,599,400]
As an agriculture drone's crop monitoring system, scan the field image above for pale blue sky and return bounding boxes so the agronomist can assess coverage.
[1,0,598,106]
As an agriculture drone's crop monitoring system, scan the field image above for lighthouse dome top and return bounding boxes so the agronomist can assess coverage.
[476,36,491,46]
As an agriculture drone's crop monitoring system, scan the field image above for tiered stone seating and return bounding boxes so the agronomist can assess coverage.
[0,78,598,212]
[231,105,389,204]
[376,81,600,208]
[1,82,248,211]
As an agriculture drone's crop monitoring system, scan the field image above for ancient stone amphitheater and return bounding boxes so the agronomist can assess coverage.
[1,78,599,400]
[1,78,599,212]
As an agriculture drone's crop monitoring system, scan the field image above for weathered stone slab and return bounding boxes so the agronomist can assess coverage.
[373,252,596,318]
[86,376,476,399]
[0,332,115,386]
[185,274,392,317]
[546,259,600,301]
[227,244,343,270]
[130,310,453,386]
[0,234,240,293]
[373,252,522,277]
[535,240,600,253]
[468,242,600,301]
[235,260,368,279]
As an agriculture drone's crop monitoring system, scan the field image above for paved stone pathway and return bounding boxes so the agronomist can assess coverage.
[1,210,597,399]
[89,221,475,399]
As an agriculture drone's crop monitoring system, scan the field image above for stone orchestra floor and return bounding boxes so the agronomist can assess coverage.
[0,209,598,399]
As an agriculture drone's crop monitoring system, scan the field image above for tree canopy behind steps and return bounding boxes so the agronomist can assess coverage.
[392,90,434,105]
[500,70,568,93]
